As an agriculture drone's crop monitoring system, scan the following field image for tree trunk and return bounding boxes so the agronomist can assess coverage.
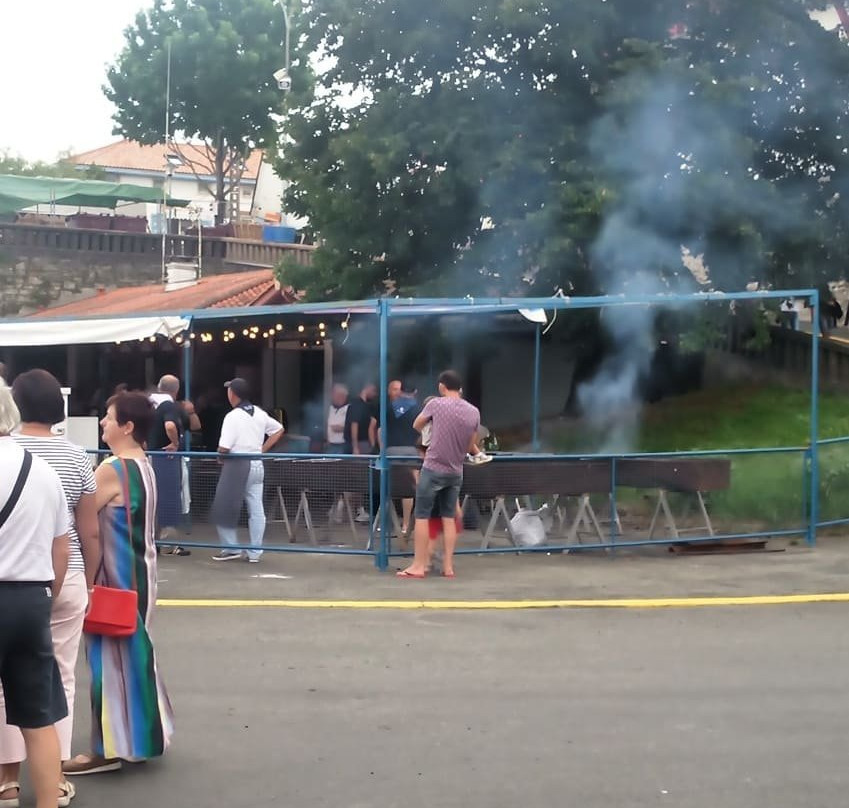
[214,131,227,225]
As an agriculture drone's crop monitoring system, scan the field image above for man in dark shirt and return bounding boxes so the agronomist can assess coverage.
[379,380,422,537]
[148,375,190,556]
[344,383,378,523]
[344,383,377,455]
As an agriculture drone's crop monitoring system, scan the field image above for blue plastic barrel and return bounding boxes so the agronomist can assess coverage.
[262,225,297,243]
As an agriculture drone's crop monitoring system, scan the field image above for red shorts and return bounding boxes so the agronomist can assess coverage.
[428,516,463,540]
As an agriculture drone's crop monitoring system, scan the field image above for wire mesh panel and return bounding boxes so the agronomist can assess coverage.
[817,438,849,528]
[183,452,379,553]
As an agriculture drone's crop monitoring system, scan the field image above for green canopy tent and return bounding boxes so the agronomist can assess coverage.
[0,174,190,214]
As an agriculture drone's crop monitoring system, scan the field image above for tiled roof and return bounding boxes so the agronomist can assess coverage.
[32,270,297,318]
[68,140,263,181]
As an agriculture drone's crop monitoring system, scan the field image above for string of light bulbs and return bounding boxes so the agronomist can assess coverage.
[113,318,351,348]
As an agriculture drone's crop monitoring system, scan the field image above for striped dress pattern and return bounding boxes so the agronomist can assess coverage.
[86,456,174,760]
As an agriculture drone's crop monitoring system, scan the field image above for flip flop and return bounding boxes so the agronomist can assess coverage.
[396,569,426,579]
[0,781,20,808]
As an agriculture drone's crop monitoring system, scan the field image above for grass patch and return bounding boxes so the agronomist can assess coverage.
[549,385,849,529]
[638,385,849,452]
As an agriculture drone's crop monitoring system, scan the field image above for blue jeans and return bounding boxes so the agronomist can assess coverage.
[216,462,266,560]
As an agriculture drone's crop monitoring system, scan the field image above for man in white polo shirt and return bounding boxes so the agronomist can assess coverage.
[210,378,285,563]
[0,380,70,808]
[325,383,349,453]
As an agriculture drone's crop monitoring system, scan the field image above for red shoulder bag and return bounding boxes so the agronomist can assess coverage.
[83,460,139,638]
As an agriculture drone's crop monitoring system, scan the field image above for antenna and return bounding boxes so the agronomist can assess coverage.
[164,40,172,144]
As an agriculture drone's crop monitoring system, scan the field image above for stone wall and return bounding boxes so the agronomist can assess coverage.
[0,222,314,317]
[0,249,228,316]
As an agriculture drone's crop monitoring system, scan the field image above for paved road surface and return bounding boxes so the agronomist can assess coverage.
[50,602,849,808]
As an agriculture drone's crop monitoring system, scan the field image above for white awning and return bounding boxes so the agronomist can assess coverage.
[0,316,190,347]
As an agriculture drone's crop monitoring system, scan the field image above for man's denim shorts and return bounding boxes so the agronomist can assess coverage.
[414,467,462,519]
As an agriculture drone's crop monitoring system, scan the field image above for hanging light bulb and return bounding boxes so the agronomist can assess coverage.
[275,324,283,331]
[340,320,348,330]
[318,322,325,329]
[297,324,305,333]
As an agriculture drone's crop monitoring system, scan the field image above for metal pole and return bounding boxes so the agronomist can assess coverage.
[808,290,820,546]
[377,299,390,570]
[610,456,617,550]
[532,323,541,451]
[182,335,192,450]
[284,3,290,73]
[276,0,290,71]
[181,333,193,535]
[197,210,203,279]
[161,41,172,284]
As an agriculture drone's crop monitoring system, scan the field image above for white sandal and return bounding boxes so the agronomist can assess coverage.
[0,781,20,808]
[58,780,76,807]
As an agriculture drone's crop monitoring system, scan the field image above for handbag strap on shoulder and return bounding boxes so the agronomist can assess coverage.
[0,449,33,530]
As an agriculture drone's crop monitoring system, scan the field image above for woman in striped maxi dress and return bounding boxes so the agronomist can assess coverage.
[64,392,173,776]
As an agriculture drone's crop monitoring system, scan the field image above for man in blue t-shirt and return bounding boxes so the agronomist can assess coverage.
[379,380,421,537]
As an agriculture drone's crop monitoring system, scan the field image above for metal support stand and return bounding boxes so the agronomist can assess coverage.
[290,490,318,545]
[647,490,714,540]
[553,494,607,544]
[480,496,517,549]
[368,504,404,552]
[272,486,294,540]
[565,494,606,544]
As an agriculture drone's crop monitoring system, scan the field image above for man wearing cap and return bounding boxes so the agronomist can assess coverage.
[210,378,285,563]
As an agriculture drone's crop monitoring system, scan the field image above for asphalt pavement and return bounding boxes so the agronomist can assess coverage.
[63,604,849,808]
[13,535,849,807]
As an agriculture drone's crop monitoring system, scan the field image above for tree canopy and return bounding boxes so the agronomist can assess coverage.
[0,150,105,180]
[278,0,849,300]
[106,0,291,223]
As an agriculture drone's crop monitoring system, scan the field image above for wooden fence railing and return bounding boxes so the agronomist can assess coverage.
[0,222,314,269]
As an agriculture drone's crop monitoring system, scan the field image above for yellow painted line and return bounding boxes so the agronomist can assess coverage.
[156,592,849,610]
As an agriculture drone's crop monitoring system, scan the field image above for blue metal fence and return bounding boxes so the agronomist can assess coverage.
[59,288,826,570]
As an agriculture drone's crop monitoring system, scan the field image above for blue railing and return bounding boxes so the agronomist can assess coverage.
[88,443,818,570]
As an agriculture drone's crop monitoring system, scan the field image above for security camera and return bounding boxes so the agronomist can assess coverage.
[273,67,292,92]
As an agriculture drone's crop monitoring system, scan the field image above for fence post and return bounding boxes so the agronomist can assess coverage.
[182,336,192,449]
[180,335,194,535]
[808,289,820,546]
[376,299,390,570]
[532,323,541,451]
[802,446,811,533]
[610,455,617,550]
